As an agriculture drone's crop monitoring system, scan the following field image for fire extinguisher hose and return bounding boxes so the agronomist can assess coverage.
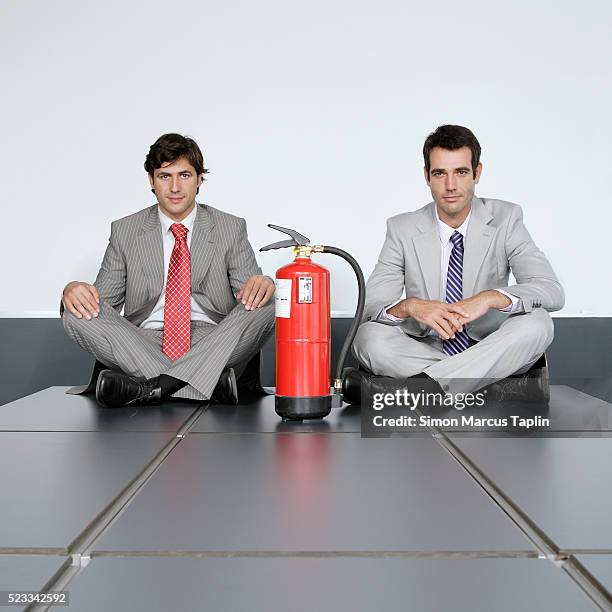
[321,246,366,387]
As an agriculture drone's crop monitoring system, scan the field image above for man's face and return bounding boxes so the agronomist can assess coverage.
[149,156,203,221]
[424,146,482,226]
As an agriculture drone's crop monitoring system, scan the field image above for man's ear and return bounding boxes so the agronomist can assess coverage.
[474,162,483,184]
[148,173,155,194]
[196,174,204,194]
[423,166,430,185]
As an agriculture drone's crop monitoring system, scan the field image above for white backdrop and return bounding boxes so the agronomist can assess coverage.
[1,0,609,316]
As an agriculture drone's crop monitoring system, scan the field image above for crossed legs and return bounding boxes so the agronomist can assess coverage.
[63,299,275,401]
[352,309,554,394]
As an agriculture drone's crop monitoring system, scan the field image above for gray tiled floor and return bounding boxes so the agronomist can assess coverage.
[66,556,594,612]
[0,555,67,591]
[451,437,612,549]
[95,434,532,552]
[2,385,610,610]
[0,431,173,550]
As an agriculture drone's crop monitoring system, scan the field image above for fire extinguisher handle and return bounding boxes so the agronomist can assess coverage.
[259,238,300,252]
[259,224,311,251]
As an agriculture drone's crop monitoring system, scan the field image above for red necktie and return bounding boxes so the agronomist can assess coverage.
[162,223,191,360]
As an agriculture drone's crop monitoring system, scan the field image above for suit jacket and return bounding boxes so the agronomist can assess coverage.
[60,202,261,323]
[364,196,564,341]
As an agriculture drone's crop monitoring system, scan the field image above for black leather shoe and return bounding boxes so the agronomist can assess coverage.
[486,367,550,404]
[96,370,163,408]
[211,368,239,405]
[342,368,441,405]
[342,367,364,405]
[236,353,268,396]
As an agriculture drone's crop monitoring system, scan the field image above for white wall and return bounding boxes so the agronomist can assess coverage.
[1,0,609,316]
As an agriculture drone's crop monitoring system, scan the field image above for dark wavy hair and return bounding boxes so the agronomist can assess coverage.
[423,125,481,177]
[144,133,209,178]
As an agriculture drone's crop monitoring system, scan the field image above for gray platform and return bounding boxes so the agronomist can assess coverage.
[192,393,361,433]
[451,437,612,549]
[546,386,612,431]
[0,386,200,432]
[95,434,531,553]
[0,555,67,591]
[65,556,594,612]
[0,431,173,551]
[3,385,612,610]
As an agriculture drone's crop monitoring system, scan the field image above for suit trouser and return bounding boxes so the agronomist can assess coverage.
[352,309,554,394]
[62,299,275,401]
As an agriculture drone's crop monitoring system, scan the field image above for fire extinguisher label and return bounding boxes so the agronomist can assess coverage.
[275,278,292,318]
[298,277,313,303]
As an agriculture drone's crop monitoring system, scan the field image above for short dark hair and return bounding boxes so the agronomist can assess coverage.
[423,125,481,177]
[144,133,209,178]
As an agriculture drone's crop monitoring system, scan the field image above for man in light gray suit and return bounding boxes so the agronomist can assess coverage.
[61,133,275,407]
[352,125,564,395]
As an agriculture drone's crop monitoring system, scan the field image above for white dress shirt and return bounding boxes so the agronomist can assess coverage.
[140,205,217,329]
[384,206,522,328]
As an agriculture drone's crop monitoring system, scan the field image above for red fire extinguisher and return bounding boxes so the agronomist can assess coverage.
[260,225,365,421]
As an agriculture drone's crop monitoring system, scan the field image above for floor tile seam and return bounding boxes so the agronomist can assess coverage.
[561,550,612,555]
[0,429,195,434]
[174,404,209,437]
[433,433,612,610]
[0,548,67,556]
[87,549,541,559]
[423,429,612,434]
[187,430,359,435]
[65,405,206,555]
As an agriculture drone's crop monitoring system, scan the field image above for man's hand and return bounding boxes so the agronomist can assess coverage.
[389,298,469,340]
[236,275,275,310]
[62,281,100,319]
[452,290,511,323]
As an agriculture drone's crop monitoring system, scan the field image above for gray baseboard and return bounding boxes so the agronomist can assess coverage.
[0,318,610,406]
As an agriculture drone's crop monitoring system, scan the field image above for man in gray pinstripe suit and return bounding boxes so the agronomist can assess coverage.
[61,133,275,407]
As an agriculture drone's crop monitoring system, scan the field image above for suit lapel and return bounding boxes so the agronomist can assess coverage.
[135,206,164,300]
[190,203,216,290]
[463,196,495,298]
[412,203,440,300]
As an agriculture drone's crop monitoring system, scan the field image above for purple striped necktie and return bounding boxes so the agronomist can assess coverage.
[443,231,470,355]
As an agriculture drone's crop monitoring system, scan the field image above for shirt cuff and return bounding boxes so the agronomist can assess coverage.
[381,298,405,322]
[495,290,523,313]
